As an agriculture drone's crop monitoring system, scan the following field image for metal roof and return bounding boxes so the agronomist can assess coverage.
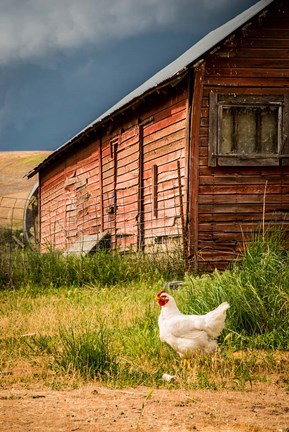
[27,0,274,178]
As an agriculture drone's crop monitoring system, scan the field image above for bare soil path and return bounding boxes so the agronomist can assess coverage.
[1,383,289,432]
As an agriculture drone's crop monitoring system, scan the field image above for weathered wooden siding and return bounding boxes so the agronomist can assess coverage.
[115,126,139,250]
[195,1,289,269]
[102,85,188,252]
[40,139,101,251]
[142,95,187,250]
[101,126,140,250]
[39,82,188,253]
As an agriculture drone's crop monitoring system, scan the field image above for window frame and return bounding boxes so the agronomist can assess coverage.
[208,92,289,167]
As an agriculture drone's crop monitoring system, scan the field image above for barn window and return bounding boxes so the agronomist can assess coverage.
[209,93,289,166]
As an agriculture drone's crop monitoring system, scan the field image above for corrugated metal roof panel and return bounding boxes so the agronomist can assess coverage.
[27,0,274,178]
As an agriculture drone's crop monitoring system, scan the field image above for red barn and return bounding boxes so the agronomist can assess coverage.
[28,0,289,270]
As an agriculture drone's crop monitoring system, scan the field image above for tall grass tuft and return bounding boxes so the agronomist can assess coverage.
[55,324,119,380]
[28,322,119,381]
[182,230,289,349]
[0,246,184,290]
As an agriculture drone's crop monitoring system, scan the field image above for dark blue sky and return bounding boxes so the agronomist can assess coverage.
[0,0,257,151]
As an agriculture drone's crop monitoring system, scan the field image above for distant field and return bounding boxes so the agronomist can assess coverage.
[0,151,51,228]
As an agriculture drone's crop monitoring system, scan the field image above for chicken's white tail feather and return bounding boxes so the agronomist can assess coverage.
[204,302,230,339]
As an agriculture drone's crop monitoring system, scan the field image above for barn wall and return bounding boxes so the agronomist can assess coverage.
[101,125,140,250]
[194,1,289,269]
[39,81,188,253]
[142,90,187,251]
[101,83,188,252]
[40,138,101,251]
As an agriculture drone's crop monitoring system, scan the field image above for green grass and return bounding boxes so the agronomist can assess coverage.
[180,232,289,350]
[0,246,184,289]
[0,231,289,390]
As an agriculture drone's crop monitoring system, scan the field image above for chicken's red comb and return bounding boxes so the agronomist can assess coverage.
[156,289,166,298]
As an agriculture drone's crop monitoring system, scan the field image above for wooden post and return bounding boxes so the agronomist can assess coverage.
[152,165,158,218]
[38,172,42,250]
[137,117,154,252]
[99,132,104,232]
[184,70,194,271]
[177,160,189,272]
[137,124,144,251]
[188,62,205,271]
[112,137,118,248]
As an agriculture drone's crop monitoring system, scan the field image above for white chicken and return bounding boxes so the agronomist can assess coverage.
[156,289,230,358]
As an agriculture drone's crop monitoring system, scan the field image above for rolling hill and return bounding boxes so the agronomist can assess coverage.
[0,151,51,228]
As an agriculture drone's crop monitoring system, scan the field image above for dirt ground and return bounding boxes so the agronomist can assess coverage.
[1,383,289,432]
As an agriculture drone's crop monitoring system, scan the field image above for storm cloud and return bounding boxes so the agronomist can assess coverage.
[0,0,257,151]
[0,0,255,65]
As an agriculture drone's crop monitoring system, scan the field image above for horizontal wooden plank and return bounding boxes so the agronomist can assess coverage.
[116,170,138,183]
[199,165,289,177]
[199,203,289,214]
[199,174,289,186]
[216,47,289,59]
[143,226,181,238]
[199,193,289,204]
[243,28,289,39]
[199,231,253,242]
[143,204,179,219]
[263,21,289,30]
[204,76,289,87]
[117,202,138,215]
[144,128,186,155]
[117,145,139,163]
[205,67,289,78]
[144,117,186,147]
[144,143,184,166]
[197,250,239,261]
[117,160,139,177]
[203,86,289,98]
[142,215,178,228]
[200,117,208,127]
[198,211,288,223]
[143,159,184,180]
[118,126,138,145]
[118,131,139,148]
[199,127,208,139]
[199,184,289,195]
[206,57,289,69]
[231,38,289,49]
[157,170,182,183]
[116,219,138,230]
[101,160,114,175]
[199,148,208,159]
[116,216,137,227]
[143,101,186,135]
[198,221,267,233]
